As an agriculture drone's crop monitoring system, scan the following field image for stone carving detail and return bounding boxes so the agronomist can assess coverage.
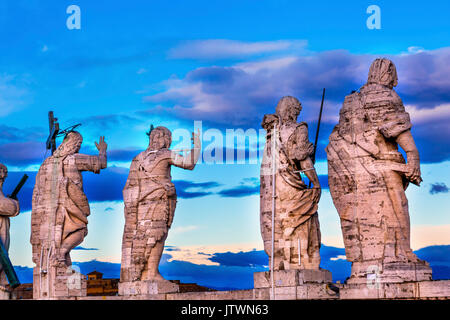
[0,164,20,287]
[31,132,107,299]
[260,96,322,271]
[119,127,200,296]
[326,58,432,283]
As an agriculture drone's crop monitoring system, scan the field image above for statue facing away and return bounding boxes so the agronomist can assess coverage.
[260,96,322,271]
[120,126,200,295]
[326,58,432,284]
[31,132,107,298]
[0,164,20,287]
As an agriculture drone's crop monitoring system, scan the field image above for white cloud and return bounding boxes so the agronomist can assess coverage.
[330,255,346,261]
[137,68,147,74]
[406,104,450,124]
[236,56,298,74]
[170,225,199,236]
[163,243,262,266]
[169,39,308,60]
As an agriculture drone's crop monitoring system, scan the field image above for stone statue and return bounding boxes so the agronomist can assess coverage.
[119,126,201,296]
[326,58,432,284]
[0,164,20,287]
[260,96,322,271]
[31,132,107,299]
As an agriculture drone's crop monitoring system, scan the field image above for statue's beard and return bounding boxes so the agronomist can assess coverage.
[54,143,81,158]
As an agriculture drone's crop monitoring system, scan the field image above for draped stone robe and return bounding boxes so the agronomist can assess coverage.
[31,153,106,270]
[120,148,195,282]
[326,83,431,282]
[260,119,321,270]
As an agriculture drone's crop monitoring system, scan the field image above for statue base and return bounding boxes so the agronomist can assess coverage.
[253,269,338,299]
[0,285,11,300]
[33,264,87,299]
[346,260,432,284]
[119,280,180,296]
[254,269,332,288]
[340,280,450,299]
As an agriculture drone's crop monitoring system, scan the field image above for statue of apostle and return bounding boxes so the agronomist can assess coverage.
[120,126,201,287]
[260,96,322,271]
[31,132,107,298]
[326,58,432,283]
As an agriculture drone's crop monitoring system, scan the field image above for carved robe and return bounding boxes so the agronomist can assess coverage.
[326,83,422,266]
[121,148,193,282]
[261,120,321,270]
[31,153,105,267]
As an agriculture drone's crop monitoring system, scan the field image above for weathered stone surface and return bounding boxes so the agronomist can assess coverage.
[166,289,254,300]
[119,280,179,296]
[260,96,323,271]
[326,58,432,284]
[119,127,200,296]
[0,285,10,300]
[254,269,332,288]
[0,164,20,290]
[71,280,450,300]
[31,133,107,299]
[340,280,450,300]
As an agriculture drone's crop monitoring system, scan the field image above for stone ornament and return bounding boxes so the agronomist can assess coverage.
[260,96,323,271]
[31,132,107,299]
[0,164,20,288]
[326,58,432,284]
[119,127,201,296]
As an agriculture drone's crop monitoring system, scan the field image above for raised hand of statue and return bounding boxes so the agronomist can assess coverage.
[191,129,201,148]
[311,187,321,203]
[95,136,107,153]
[406,160,422,185]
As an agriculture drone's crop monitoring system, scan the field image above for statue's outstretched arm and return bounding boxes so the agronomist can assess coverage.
[171,130,201,170]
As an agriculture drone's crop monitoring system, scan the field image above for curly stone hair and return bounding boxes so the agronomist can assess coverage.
[275,96,302,122]
[148,126,172,150]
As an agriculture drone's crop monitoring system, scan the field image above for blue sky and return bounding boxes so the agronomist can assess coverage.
[1,1,449,286]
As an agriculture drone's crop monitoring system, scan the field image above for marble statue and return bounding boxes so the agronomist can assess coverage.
[31,132,107,298]
[260,96,323,271]
[326,58,432,284]
[119,126,201,296]
[0,164,20,287]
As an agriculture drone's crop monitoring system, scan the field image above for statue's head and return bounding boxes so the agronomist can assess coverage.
[0,163,7,182]
[367,58,398,89]
[53,131,83,158]
[275,96,302,123]
[149,126,172,150]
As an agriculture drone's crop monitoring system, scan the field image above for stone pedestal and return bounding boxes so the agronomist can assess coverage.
[254,269,332,288]
[119,280,180,297]
[0,285,11,300]
[347,261,432,285]
[340,280,450,299]
[33,265,87,300]
[254,269,338,300]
